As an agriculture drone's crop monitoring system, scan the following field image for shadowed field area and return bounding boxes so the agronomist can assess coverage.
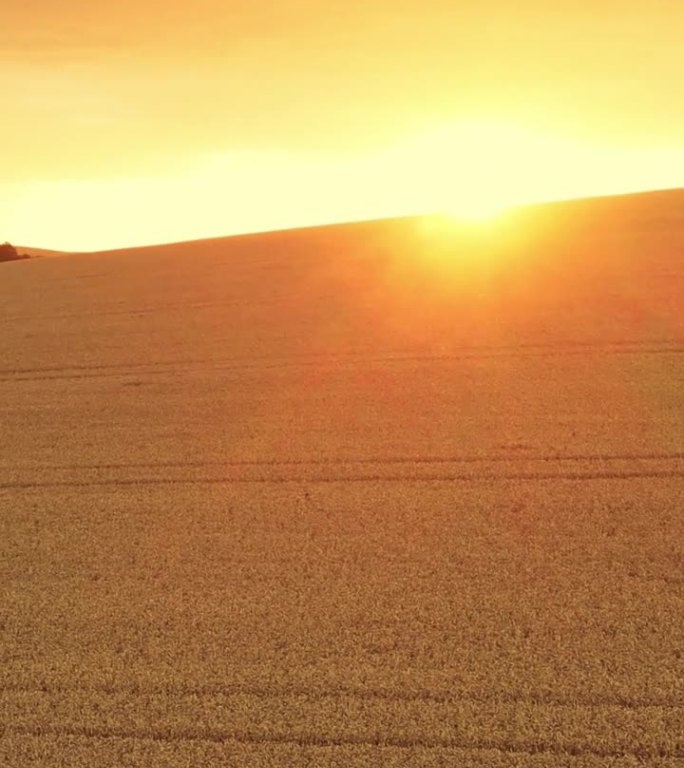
[1,190,683,766]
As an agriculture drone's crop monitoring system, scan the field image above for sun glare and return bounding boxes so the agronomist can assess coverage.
[5,112,684,251]
[442,199,509,223]
[392,119,619,221]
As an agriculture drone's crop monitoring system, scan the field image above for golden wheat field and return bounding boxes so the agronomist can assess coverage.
[1,190,684,766]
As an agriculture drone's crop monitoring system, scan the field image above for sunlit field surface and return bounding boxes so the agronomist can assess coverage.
[1,190,683,766]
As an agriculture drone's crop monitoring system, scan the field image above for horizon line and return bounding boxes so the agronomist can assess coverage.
[19,184,684,255]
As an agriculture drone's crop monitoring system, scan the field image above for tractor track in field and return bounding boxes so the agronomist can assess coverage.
[0,296,295,324]
[3,451,683,472]
[4,723,683,760]
[2,680,683,710]
[1,340,683,384]
[2,452,684,490]
[2,469,684,491]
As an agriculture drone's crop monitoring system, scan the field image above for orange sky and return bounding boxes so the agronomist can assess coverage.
[2,0,683,250]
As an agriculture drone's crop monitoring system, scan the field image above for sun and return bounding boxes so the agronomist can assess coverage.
[391,118,576,221]
[441,197,509,223]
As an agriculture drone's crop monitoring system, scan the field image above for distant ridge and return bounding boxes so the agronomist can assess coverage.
[16,246,69,258]
[18,186,684,257]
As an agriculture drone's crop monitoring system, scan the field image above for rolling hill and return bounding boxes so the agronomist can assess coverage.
[1,189,683,766]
